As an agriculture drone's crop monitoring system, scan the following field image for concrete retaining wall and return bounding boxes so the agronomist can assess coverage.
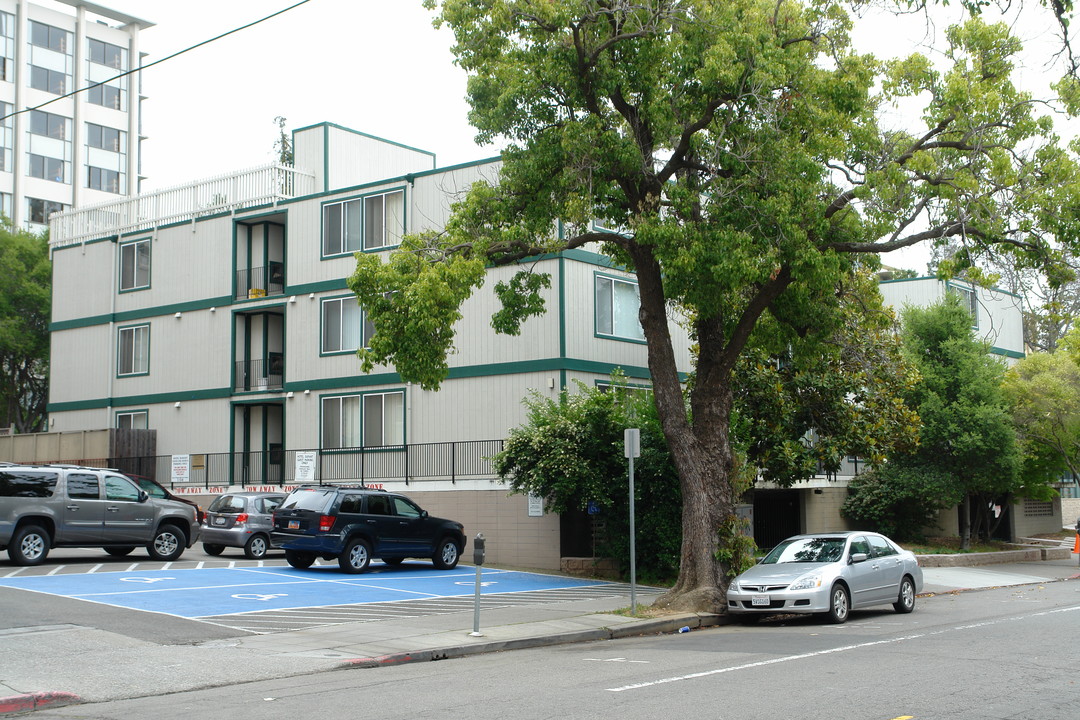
[917,546,1072,567]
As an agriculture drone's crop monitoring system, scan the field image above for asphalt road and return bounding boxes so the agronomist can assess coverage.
[12,570,1080,719]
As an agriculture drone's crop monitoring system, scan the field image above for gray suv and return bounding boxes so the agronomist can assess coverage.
[0,463,200,565]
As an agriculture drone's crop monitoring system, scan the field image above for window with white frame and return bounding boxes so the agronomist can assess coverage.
[117,324,149,376]
[28,153,64,182]
[87,166,120,193]
[0,12,12,82]
[947,283,979,328]
[26,197,66,225]
[322,189,404,256]
[322,391,404,449]
[29,21,69,53]
[29,65,66,95]
[0,102,12,172]
[116,411,147,430]
[88,82,122,110]
[29,110,67,140]
[119,239,149,291]
[321,295,374,353]
[86,123,122,151]
[595,273,645,341]
[88,38,124,69]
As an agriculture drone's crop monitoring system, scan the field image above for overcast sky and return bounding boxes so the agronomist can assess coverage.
[79,0,495,188]
[57,0,1075,274]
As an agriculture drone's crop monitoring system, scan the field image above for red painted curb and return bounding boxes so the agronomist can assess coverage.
[0,691,82,714]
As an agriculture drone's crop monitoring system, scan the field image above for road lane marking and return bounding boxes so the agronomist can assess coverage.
[607,604,1080,692]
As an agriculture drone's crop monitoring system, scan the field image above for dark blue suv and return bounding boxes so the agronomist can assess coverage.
[270,485,466,573]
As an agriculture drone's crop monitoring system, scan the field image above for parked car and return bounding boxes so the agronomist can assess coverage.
[0,463,200,565]
[726,531,923,624]
[201,492,287,559]
[129,475,206,525]
[271,485,466,573]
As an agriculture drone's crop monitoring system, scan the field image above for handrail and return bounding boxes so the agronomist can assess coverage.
[49,163,316,248]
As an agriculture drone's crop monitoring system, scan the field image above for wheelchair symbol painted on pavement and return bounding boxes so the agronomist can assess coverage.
[232,593,289,601]
[453,581,497,587]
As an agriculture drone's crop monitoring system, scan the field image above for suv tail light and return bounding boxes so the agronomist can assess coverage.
[318,515,335,532]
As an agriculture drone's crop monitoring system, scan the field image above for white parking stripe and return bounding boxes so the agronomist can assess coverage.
[606,604,1080,692]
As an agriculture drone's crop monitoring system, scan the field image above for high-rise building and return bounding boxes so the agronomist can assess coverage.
[0,0,149,229]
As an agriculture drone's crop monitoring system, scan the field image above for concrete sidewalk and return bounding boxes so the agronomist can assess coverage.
[2,555,1078,714]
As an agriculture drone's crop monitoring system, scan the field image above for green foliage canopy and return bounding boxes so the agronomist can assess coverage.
[0,223,50,433]
[350,0,1080,610]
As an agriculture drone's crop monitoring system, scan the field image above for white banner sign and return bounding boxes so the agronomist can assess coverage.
[295,451,317,482]
[171,454,190,483]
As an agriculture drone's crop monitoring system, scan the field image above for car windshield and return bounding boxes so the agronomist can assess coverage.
[762,537,846,564]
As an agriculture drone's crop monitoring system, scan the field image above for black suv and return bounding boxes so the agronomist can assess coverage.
[270,485,466,573]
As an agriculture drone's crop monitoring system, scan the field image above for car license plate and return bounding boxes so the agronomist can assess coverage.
[213,517,225,526]
[288,520,300,530]
[752,594,770,607]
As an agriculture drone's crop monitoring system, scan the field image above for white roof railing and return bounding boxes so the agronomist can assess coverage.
[49,163,317,249]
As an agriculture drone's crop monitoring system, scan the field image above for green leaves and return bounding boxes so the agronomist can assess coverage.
[0,223,50,432]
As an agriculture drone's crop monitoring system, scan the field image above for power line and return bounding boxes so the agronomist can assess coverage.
[1,0,314,123]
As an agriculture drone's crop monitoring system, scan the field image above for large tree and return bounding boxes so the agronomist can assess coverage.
[0,223,50,433]
[351,1,1080,611]
[1003,329,1080,482]
[899,297,1023,547]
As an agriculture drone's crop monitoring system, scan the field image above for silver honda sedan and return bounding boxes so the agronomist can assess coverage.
[726,531,923,624]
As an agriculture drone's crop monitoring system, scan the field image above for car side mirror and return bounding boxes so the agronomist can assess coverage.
[421,510,429,518]
[137,490,149,503]
[850,552,868,564]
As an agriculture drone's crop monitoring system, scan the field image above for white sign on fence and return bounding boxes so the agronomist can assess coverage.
[171,454,190,483]
[295,451,317,482]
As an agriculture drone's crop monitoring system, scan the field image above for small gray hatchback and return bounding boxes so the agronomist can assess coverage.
[201,492,286,559]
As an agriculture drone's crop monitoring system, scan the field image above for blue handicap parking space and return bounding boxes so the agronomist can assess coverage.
[0,564,610,618]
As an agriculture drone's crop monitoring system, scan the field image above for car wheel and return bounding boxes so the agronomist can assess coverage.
[432,537,460,570]
[8,524,50,566]
[244,535,269,560]
[104,546,135,557]
[826,583,850,624]
[202,543,225,556]
[285,550,315,569]
[339,538,371,573]
[382,557,404,566]
[147,523,186,561]
[893,575,916,614]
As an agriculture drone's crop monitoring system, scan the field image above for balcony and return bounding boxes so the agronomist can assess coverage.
[48,163,316,248]
[234,354,284,392]
[236,262,284,300]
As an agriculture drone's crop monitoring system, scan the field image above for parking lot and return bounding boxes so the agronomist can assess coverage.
[0,555,657,633]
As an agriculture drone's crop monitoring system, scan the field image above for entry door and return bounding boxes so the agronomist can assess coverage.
[58,473,104,543]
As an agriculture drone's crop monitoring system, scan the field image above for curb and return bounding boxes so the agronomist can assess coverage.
[0,691,82,715]
[343,612,727,668]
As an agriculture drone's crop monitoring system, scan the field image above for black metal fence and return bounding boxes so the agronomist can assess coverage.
[107,439,505,490]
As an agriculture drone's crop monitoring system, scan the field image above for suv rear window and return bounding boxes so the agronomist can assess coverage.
[279,488,336,513]
[0,470,58,498]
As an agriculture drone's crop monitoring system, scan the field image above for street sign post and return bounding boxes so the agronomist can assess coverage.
[625,428,640,614]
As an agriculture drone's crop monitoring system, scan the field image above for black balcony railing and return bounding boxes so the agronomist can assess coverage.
[234,354,284,391]
[107,439,505,490]
[236,262,284,300]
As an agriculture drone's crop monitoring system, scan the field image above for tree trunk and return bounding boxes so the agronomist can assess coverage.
[628,248,738,613]
[959,494,972,550]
